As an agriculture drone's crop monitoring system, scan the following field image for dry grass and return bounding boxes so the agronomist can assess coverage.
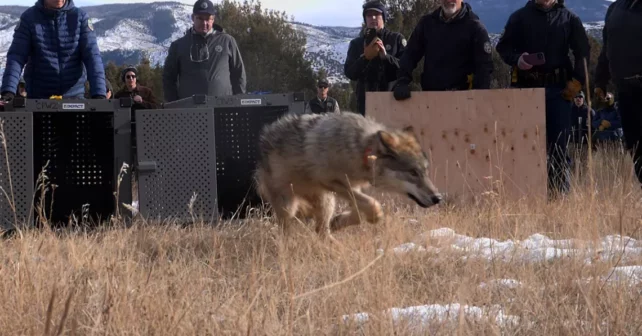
[1,139,642,335]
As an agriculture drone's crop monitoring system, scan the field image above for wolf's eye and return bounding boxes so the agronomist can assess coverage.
[410,169,420,177]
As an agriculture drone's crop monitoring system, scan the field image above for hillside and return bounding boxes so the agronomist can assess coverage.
[0,1,608,85]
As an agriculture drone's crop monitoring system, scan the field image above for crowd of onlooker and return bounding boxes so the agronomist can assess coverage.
[570,90,623,150]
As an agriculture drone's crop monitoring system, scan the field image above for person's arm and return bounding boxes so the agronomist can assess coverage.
[471,21,493,89]
[344,38,369,81]
[381,32,406,83]
[611,109,622,129]
[1,15,32,97]
[568,13,591,86]
[79,12,106,98]
[140,87,160,109]
[162,42,180,102]
[396,18,426,85]
[228,36,246,95]
[595,2,615,92]
[495,12,522,67]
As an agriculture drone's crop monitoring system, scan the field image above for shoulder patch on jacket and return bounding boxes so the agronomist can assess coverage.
[401,38,407,47]
[88,18,94,31]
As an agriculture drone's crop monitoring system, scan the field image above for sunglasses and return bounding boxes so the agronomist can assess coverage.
[126,75,136,79]
[318,85,328,89]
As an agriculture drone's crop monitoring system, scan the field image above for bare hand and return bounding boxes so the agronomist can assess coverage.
[363,38,379,60]
[517,52,533,70]
[376,39,386,58]
[133,95,143,103]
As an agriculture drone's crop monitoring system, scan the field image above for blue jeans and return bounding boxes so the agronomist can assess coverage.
[545,87,572,197]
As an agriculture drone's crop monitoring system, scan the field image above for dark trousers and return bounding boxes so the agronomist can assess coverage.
[616,79,642,185]
[545,87,573,197]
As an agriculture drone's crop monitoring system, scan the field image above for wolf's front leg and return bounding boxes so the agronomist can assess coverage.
[311,192,336,238]
[270,194,300,236]
[331,189,383,231]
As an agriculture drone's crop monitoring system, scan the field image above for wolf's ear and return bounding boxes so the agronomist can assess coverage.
[402,125,419,139]
[376,130,398,153]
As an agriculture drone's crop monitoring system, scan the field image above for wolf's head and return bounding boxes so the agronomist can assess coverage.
[367,125,442,208]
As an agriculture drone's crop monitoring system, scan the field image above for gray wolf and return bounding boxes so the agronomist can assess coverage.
[254,112,442,240]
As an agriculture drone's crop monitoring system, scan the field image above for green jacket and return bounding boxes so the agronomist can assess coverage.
[162,25,246,102]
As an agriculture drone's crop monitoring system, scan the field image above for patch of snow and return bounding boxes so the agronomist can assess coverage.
[478,278,523,290]
[384,227,642,265]
[341,303,520,332]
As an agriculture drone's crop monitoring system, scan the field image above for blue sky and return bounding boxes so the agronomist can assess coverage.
[1,0,366,27]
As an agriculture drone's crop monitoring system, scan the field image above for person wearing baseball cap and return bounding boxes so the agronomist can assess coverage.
[343,0,407,116]
[162,0,247,102]
[307,78,340,114]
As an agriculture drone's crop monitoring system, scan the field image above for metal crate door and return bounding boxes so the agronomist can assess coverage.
[0,112,34,231]
[135,108,218,222]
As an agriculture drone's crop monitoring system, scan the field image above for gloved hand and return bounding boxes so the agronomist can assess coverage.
[600,120,611,129]
[393,82,411,101]
[364,38,380,60]
[562,78,582,101]
[1,91,14,102]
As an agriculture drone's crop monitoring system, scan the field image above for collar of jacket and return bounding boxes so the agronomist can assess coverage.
[527,0,563,13]
[436,2,471,23]
[37,0,74,16]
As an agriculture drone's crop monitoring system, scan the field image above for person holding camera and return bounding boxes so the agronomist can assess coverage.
[495,0,590,199]
[393,0,493,99]
[343,0,406,116]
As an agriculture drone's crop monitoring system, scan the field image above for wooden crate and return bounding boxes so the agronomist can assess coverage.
[365,88,547,201]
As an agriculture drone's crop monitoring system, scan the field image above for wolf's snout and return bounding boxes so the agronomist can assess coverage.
[431,194,442,205]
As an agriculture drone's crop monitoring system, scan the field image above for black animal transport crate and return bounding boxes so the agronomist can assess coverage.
[144,92,305,220]
[0,98,132,231]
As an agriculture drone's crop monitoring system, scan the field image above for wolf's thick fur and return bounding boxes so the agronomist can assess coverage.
[254,112,441,239]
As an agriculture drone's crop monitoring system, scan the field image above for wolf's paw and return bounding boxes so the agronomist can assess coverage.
[318,230,339,244]
[330,211,354,230]
[365,201,384,224]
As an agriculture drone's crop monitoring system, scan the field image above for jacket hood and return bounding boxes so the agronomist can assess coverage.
[36,0,75,15]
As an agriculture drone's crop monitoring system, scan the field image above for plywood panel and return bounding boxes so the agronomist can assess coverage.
[365,88,547,201]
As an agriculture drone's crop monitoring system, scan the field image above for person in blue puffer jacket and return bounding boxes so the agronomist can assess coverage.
[0,0,106,101]
[592,92,623,145]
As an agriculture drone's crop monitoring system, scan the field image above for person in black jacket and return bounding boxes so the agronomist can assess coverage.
[393,0,493,100]
[495,0,590,198]
[343,0,406,116]
[595,0,642,186]
[570,91,595,145]
[307,78,340,114]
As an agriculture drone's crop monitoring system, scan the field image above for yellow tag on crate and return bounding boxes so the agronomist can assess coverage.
[49,95,62,100]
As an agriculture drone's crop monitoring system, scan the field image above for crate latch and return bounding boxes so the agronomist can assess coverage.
[137,161,157,172]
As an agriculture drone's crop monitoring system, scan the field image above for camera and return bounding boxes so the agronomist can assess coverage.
[364,28,380,45]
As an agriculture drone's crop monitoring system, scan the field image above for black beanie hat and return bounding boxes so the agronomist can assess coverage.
[122,66,137,82]
[363,0,387,22]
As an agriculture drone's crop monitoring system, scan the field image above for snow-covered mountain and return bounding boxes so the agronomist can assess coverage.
[0,1,608,86]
